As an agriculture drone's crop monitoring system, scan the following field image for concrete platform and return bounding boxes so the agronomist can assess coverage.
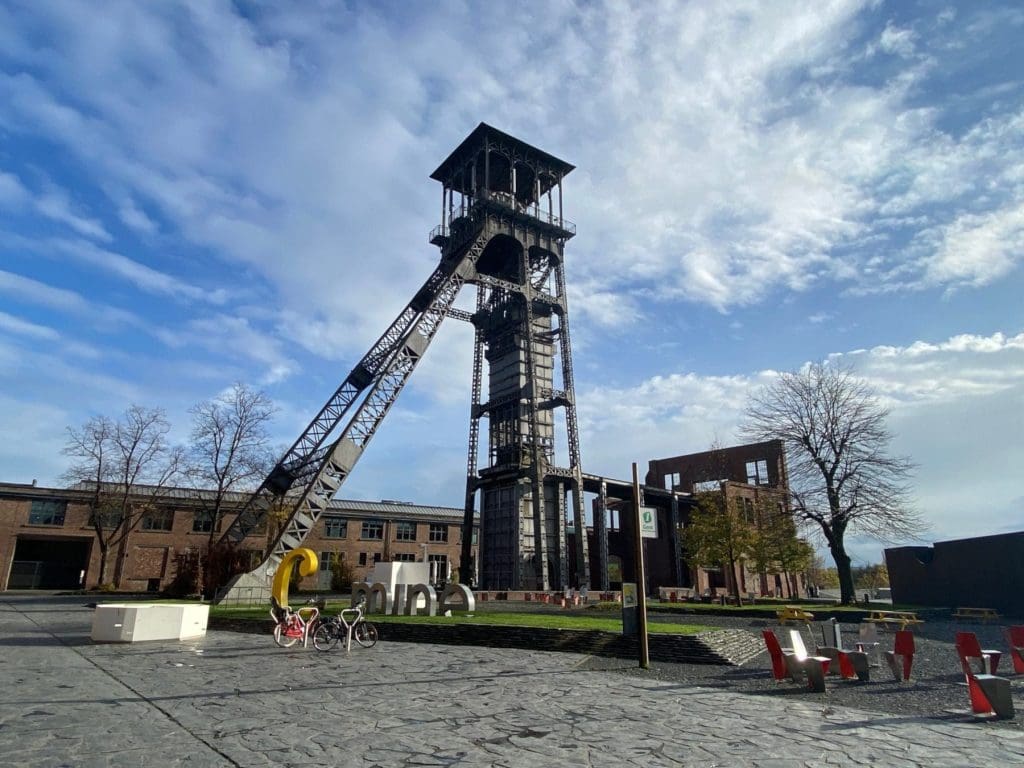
[91,602,209,642]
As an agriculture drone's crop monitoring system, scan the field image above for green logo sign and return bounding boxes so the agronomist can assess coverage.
[640,507,657,538]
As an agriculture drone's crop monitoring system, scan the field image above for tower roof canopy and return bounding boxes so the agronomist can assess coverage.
[430,123,575,188]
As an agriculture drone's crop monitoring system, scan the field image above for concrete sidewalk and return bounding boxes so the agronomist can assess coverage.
[1,595,1022,767]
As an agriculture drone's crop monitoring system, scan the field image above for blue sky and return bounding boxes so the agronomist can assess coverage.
[1,1,1022,567]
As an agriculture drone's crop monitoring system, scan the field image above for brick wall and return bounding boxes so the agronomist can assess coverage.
[1,483,473,592]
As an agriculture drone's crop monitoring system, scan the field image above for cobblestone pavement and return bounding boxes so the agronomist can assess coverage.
[2,595,1024,767]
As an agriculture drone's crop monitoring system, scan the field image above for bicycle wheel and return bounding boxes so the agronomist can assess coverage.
[312,621,340,651]
[273,623,300,648]
[354,621,378,648]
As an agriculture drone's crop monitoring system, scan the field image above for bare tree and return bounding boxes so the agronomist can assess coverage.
[741,362,921,604]
[62,405,182,587]
[186,383,275,547]
[185,384,275,597]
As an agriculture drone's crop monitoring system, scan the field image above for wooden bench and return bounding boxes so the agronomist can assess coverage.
[776,605,815,625]
[864,610,924,631]
[952,607,1001,623]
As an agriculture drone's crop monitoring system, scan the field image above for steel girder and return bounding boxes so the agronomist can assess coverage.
[218,230,489,580]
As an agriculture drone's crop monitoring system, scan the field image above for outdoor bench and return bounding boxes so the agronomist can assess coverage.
[776,605,815,625]
[864,610,923,630]
[952,607,1001,623]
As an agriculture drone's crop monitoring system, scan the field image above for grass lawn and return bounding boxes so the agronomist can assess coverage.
[211,603,713,634]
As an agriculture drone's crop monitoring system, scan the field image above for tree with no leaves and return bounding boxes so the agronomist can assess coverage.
[62,405,182,587]
[186,383,275,545]
[186,383,275,596]
[741,362,921,605]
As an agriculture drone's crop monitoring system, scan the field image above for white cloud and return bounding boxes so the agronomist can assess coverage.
[0,310,60,341]
[577,329,1024,545]
[34,185,112,242]
[172,313,298,386]
[46,238,230,305]
[877,23,918,59]
[923,203,1024,288]
[0,268,137,327]
[0,170,29,205]
[117,197,159,235]
[1,1,1019,332]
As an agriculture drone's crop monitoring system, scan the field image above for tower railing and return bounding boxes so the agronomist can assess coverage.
[430,190,575,244]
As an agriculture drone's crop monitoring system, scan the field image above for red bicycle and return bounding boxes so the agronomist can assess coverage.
[270,596,323,648]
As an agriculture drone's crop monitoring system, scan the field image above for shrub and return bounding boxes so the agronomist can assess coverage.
[330,558,353,592]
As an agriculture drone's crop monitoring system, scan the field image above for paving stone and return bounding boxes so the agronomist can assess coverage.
[2,594,1024,767]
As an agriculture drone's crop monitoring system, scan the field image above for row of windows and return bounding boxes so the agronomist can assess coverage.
[663,458,772,491]
[323,518,450,542]
[26,501,455,541]
[318,551,451,569]
[29,500,227,534]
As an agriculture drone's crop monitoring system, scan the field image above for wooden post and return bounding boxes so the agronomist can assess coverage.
[632,462,649,668]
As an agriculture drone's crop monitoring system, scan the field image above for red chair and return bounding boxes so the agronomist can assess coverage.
[955,632,1015,718]
[884,630,915,681]
[955,631,1001,675]
[1006,626,1024,674]
[762,630,793,681]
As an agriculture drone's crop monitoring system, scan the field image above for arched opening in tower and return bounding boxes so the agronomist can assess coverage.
[476,234,523,282]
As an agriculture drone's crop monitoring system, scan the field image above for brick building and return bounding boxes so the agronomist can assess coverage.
[0,481,476,593]
[642,440,805,598]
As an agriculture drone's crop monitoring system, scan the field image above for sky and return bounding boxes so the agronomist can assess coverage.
[1,0,1022,568]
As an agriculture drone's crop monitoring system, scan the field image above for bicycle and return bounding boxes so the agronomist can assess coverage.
[312,597,378,651]
[270,596,324,648]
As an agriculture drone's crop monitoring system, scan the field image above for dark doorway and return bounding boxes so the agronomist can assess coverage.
[9,538,91,589]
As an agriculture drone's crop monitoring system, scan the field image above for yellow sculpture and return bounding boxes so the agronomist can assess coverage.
[271,548,319,608]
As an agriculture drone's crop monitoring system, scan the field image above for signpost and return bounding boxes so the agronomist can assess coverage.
[631,462,649,669]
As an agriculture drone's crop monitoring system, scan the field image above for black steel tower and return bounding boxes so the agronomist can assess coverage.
[217,124,587,600]
[431,125,588,590]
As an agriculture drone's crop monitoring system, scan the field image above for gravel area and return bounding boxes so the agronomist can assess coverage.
[579,613,1024,729]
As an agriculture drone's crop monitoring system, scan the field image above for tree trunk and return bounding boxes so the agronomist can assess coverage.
[97,541,111,586]
[113,534,128,588]
[830,542,855,605]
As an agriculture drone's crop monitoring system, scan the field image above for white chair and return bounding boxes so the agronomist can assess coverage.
[817,619,869,681]
[857,622,881,667]
[788,630,831,692]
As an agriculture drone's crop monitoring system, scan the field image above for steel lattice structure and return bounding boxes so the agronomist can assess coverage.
[217,124,588,600]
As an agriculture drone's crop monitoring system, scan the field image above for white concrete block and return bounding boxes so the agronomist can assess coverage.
[91,603,209,643]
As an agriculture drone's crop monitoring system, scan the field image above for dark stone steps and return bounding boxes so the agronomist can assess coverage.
[210,616,765,666]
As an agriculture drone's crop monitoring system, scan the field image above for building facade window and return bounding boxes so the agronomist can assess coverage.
[395,521,416,541]
[361,519,384,540]
[740,498,755,524]
[373,552,382,563]
[428,553,448,578]
[392,553,416,562]
[664,471,681,490]
[745,459,769,486]
[141,508,174,531]
[90,508,124,528]
[192,511,218,533]
[358,552,367,566]
[429,523,448,543]
[323,517,348,539]
[28,500,66,526]
[319,551,336,571]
